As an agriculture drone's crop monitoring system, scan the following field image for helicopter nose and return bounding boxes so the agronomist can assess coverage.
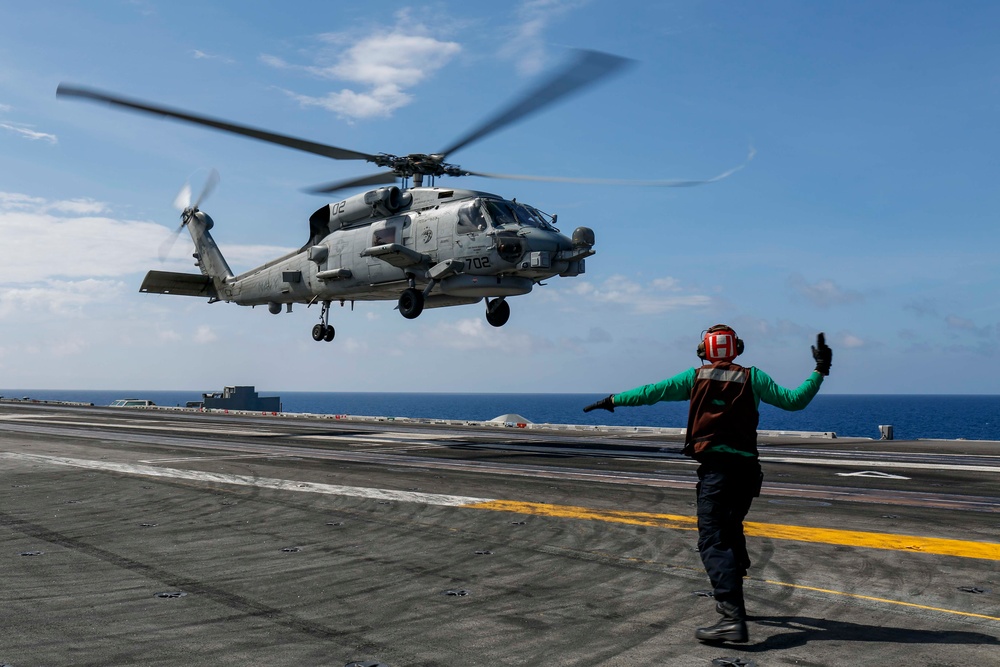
[572,226,595,249]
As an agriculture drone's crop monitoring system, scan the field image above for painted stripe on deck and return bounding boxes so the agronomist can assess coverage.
[760,454,1000,474]
[465,500,1000,561]
[2,453,488,507]
[7,453,999,561]
[762,580,1000,622]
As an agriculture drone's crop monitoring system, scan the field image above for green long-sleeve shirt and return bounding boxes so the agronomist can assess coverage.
[613,367,823,457]
[614,367,823,411]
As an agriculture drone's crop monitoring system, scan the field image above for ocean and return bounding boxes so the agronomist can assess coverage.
[2,389,998,441]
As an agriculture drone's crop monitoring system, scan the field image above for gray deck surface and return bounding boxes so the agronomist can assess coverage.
[1,401,997,666]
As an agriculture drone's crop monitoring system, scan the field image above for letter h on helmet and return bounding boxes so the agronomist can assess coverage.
[697,324,744,362]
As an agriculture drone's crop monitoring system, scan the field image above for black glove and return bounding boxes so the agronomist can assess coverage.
[812,332,832,376]
[583,395,615,413]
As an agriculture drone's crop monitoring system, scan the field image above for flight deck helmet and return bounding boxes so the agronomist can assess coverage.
[697,324,744,362]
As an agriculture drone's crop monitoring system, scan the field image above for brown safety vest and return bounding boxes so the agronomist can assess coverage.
[684,362,760,460]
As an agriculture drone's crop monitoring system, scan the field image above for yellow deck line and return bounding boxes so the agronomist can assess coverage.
[466,500,1000,561]
[763,580,1000,622]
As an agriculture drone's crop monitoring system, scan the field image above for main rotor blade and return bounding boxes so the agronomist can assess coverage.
[465,148,757,187]
[304,171,399,195]
[57,84,378,163]
[438,50,632,158]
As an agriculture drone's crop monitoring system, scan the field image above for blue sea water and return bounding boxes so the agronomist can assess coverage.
[2,388,998,441]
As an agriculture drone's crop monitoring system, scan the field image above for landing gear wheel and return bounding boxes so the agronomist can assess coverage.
[312,324,326,341]
[323,325,336,342]
[398,288,424,319]
[485,298,510,327]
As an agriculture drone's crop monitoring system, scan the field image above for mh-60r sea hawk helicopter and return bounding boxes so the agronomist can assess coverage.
[58,51,746,342]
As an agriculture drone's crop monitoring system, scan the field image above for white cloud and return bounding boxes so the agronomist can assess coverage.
[0,192,295,283]
[194,325,218,344]
[565,274,713,315]
[0,192,46,210]
[158,329,183,343]
[0,204,172,282]
[423,317,552,353]
[343,338,369,353]
[0,279,127,318]
[945,315,993,337]
[788,273,864,308]
[502,0,588,75]
[839,333,867,348]
[0,122,57,144]
[0,103,11,113]
[261,11,461,120]
[191,49,235,64]
[45,199,109,215]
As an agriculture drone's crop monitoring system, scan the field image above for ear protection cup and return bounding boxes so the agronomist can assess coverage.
[697,324,744,361]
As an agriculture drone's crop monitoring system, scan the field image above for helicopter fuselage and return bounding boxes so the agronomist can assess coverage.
[142,186,595,339]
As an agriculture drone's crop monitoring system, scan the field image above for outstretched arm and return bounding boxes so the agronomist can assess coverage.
[582,368,696,412]
[754,334,831,410]
[612,368,697,407]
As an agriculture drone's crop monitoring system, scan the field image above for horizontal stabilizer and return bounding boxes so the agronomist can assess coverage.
[140,270,218,298]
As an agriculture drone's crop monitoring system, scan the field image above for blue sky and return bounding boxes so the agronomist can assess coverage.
[0,1,997,394]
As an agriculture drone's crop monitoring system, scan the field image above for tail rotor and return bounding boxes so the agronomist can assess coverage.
[160,168,220,261]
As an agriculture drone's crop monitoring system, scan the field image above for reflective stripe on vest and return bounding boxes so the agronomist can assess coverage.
[696,367,748,384]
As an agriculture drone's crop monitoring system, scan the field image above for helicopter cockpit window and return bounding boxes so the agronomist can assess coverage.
[485,199,555,231]
[483,199,517,228]
[457,200,487,233]
[510,202,555,230]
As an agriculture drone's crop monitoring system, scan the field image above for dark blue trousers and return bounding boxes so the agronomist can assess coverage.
[696,459,763,607]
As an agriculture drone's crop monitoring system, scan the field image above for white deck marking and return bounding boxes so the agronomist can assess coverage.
[2,452,492,507]
[139,454,302,464]
[836,470,911,479]
[761,455,1000,474]
[0,416,281,437]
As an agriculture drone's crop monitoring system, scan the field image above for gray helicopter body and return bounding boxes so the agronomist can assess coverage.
[142,185,594,338]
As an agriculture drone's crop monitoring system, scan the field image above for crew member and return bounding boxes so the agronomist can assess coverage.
[584,325,832,643]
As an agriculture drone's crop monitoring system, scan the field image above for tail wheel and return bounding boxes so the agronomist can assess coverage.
[485,298,510,327]
[398,288,424,319]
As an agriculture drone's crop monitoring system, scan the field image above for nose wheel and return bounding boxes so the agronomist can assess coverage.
[486,298,510,327]
[312,301,335,342]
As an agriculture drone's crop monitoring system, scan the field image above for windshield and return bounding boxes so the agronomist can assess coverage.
[483,199,556,231]
[483,199,517,228]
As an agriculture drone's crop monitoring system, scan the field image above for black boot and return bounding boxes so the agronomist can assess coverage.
[695,601,748,643]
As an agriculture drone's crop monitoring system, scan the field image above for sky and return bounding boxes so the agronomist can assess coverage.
[0,0,998,395]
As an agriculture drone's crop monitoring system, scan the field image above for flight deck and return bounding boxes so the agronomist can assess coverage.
[1,401,997,666]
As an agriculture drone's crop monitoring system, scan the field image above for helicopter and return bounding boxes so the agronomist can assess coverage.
[57,50,746,342]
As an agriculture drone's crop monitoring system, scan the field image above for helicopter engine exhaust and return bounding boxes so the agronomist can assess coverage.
[308,186,414,243]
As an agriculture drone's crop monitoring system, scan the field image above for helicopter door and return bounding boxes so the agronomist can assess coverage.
[456,200,491,258]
